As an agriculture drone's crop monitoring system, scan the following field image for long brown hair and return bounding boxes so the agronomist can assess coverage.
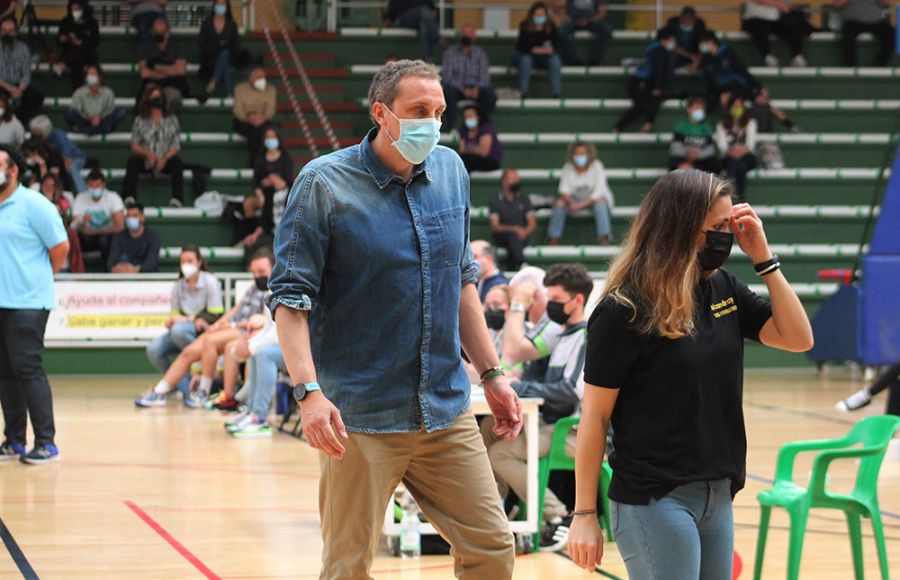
[602,169,733,339]
[138,83,168,118]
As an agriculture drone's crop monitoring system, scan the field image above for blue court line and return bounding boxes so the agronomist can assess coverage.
[0,515,39,579]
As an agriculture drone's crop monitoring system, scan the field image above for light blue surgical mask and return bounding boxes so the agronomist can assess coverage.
[384,105,441,165]
[664,41,676,52]
[699,44,712,55]
[690,109,706,123]
[264,138,279,151]
[213,4,227,15]
[126,216,141,231]
[90,187,103,200]
[464,117,479,130]
[533,15,547,27]
[573,154,589,168]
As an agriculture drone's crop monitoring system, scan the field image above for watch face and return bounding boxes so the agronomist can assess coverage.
[292,385,306,402]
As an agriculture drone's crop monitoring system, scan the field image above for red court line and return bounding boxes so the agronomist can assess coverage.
[124,500,221,580]
[63,460,319,480]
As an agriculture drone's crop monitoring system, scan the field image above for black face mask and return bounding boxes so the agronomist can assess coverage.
[508,182,521,194]
[546,298,573,325]
[697,230,734,271]
[149,97,164,109]
[460,36,473,47]
[484,309,506,331]
[254,276,269,292]
[153,32,166,43]
[1,35,13,46]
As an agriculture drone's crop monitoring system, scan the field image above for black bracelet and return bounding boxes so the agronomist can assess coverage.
[754,254,781,277]
[479,366,505,384]
[572,509,598,517]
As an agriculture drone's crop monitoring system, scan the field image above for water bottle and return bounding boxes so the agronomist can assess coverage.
[396,489,421,559]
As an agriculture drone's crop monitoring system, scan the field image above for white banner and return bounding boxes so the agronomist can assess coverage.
[46,282,174,340]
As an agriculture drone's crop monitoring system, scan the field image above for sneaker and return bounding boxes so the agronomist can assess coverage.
[213,397,239,412]
[225,408,252,431]
[0,441,26,461]
[790,54,808,68]
[135,391,167,408]
[763,54,779,67]
[231,416,272,438]
[20,444,60,465]
[836,388,872,412]
[539,514,572,552]
[169,198,183,208]
[203,391,224,410]
[184,390,209,409]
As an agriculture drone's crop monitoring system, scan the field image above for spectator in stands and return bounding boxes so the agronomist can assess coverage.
[558,0,611,66]
[139,245,225,405]
[243,127,292,251]
[0,17,44,125]
[613,27,676,133]
[748,86,798,133]
[698,31,761,108]
[131,1,167,46]
[458,105,502,173]
[486,263,592,551]
[20,138,68,191]
[56,0,99,90]
[0,95,24,147]
[716,96,758,202]
[383,0,438,61]
[473,240,509,302]
[233,67,277,166]
[549,141,615,245]
[29,115,88,195]
[123,84,185,207]
[72,169,125,265]
[836,0,895,66]
[0,1,16,23]
[441,25,497,130]
[490,168,536,272]
[484,285,511,352]
[669,97,720,173]
[516,2,562,99]
[222,319,284,437]
[502,266,566,372]
[138,16,189,114]
[665,6,708,68]
[65,64,126,135]
[40,173,84,273]
[199,0,241,99]
[136,249,272,408]
[742,0,809,67]
[107,201,162,273]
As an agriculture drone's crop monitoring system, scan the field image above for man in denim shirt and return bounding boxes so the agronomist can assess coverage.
[269,60,522,579]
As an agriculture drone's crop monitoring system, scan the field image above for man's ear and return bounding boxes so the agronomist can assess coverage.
[371,102,386,127]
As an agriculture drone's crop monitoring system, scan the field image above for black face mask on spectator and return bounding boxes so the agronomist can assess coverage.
[508,182,521,194]
[484,309,506,331]
[460,36,473,47]
[1,34,13,46]
[153,32,166,44]
[254,276,269,292]
[149,97,164,109]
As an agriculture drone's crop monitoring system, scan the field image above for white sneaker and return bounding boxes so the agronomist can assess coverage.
[836,388,872,412]
[135,391,167,408]
[764,54,779,67]
[789,54,808,68]
[225,408,251,431]
[184,390,209,409]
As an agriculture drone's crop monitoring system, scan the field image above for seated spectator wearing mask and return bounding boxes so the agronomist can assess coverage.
[40,172,84,274]
[29,114,88,194]
[72,169,125,266]
[515,2,562,99]
[65,64,127,136]
[129,0,166,47]
[741,0,809,67]
[466,285,512,384]
[0,17,45,125]
[198,0,242,99]
[502,266,566,381]
[715,96,758,202]
[56,0,100,90]
[135,249,273,408]
[665,6,708,69]
[242,127,292,255]
[107,201,162,273]
[440,25,497,130]
[558,0,611,66]
[549,141,615,245]
[613,28,677,133]
[473,240,510,302]
[457,105,502,174]
[669,97,721,174]
[0,94,24,147]
[489,168,536,272]
[137,16,189,114]
[232,67,277,166]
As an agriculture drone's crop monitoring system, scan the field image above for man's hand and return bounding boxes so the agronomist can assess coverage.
[483,375,523,440]
[510,282,537,309]
[155,157,167,172]
[90,116,101,127]
[301,391,349,458]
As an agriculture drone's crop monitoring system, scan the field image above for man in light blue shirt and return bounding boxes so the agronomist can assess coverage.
[0,144,69,465]
[269,60,522,579]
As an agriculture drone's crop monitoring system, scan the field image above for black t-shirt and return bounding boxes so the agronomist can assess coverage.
[139,40,187,70]
[583,269,772,504]
[489,191,533,228]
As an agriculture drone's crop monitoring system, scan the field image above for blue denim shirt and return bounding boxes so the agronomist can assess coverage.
[268,129,479,434]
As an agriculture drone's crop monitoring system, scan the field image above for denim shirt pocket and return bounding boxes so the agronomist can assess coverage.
[424,206,466,268]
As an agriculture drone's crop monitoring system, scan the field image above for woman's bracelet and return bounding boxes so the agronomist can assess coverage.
[754,254,781,277]
[572,509,598,517]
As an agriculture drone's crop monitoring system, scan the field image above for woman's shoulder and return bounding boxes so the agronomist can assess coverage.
[589,294,636,327]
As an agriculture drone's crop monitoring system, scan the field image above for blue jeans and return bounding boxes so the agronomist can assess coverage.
[64,107,126,136]
[211,49,235,96]
[247,344,286,420]
[558,18,611,65]
[547,201,611,240]
[396,6,438,61]
[69,155,87,195]
[517,52,562,97]
[145,321,197,395]
[610,479,734,580]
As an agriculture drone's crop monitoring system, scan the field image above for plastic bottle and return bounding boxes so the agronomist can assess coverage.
[397,490,421,559]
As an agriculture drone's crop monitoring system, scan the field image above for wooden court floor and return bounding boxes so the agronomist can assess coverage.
[0,370,898,579]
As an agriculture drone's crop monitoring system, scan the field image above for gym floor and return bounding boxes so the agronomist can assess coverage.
[0,370,897,579]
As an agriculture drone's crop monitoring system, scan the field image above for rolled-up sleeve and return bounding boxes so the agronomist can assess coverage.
[268,169,332,314]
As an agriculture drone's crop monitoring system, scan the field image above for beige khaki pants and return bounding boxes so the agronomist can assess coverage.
[485,418,577,522]
[318,409,516,580]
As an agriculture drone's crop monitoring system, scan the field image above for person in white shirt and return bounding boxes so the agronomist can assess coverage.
[548,141,615,245]
[741,0,808,67]
[71,169,125,264]
[0,95,24,147]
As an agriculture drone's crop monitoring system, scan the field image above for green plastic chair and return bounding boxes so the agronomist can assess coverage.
[526,416,614,547]
[753,415,900,580]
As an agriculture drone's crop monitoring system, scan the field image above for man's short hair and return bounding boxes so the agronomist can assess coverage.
[126,201,145,213]
[544,263,594,302]
[367,59,440,119]
[250,247,275,266]
[657,27,676,42]
[699,31,718,45]
[681,6,697,18]
[0,144,26,179]
[686,96,706,108]
[86,169,106,182]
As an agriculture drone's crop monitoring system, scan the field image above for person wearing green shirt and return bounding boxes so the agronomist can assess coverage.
[668,96,721,173]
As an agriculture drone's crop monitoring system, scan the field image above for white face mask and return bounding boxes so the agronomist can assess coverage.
[181,263,199,279]
[253,78,267,92]
[72,10,83,19]
[86,74,99,86]
[0,107,5,117]
[0,170,7,188]
[29,181,41,191]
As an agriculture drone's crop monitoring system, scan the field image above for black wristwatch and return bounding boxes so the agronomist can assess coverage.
[292,382,322,402]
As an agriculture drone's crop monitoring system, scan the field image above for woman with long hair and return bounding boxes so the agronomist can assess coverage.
[548,141,614,245]
[567,169,813,578]
[198,0,241,99]
[515,1,562,98]
[56,0,99,90]
[716,95,758,202]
